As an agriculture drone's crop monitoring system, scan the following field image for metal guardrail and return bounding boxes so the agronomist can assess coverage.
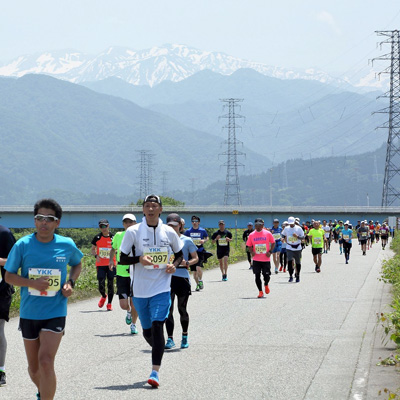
[1,205,400,213]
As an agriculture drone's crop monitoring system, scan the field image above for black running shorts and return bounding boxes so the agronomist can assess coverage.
[311,247,323,255]
[170,276,191,297]
[252,260,271,276]
[116,275,131,299]
[19,317,66,340]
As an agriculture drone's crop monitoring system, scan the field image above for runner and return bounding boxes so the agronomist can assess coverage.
[380,222,389,250]
[335,221,344,254]
[4,198,83,400]
[321,220,331,254]
[279,221,288,272]
[165,213,198,349]
[109,214,139,334]
[308,220,325,273]
[270,219,282,274]
[358,220,369,255]
[341,222,353,264]
[0,224,16,386]
[91,219,116,311]
[355,220,361,244]
[375,221,381,243]
[184,216,208,291]
[246,218,275,298]
[119,194,184,388]
[281,217,304,283]
[242,222,254,269]
[211,220,233,281]
[369,221,375,248]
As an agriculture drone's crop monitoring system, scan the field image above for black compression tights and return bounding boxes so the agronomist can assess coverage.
[247,252,252,264]
[287,260,301,277]
[255,272,270,291]
[279,252,287,268]
[166,293,189,337]
[143,320,165,366]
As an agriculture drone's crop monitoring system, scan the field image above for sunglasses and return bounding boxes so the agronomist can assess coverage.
[35,214,59,222]
[99,224,108,228]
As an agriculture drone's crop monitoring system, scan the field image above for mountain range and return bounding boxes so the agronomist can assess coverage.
[0,44,387,90]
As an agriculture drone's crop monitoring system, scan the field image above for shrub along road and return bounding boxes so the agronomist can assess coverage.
[2,240,396,399]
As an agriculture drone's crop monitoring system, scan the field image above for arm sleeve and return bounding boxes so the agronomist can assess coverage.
[120,251,140,265]
[91,235,99,246]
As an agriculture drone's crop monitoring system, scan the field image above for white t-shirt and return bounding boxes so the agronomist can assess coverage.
[282,225,304,251]
[322,225,331,238]
[120,217,183,298]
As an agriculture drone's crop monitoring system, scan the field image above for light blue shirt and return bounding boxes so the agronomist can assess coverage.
[173,235,197,279]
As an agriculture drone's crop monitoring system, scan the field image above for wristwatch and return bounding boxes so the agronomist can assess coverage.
[186,261,190,268]
[68,279,75,288]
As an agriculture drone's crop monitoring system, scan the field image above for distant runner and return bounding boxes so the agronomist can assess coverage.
[358,220,369,256]
[211,221,233,281]
[270,219,282,274]
[243,222,254,269]
[341,222,353,264]
[282,217,304,283]
[308,220,325,273]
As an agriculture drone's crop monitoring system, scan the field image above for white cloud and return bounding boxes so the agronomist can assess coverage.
[316,11,342,35]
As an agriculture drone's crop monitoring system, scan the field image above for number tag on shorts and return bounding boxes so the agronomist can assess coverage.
[314,237,322,245]
[143,247,169,270]
[218,238,228,246]
[273,233,281,240]
[28,268,61,297]
[99,247,111,258]
[255,244,267,254]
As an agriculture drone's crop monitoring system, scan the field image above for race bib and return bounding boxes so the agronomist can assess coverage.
[314,237,322,245]
[143,247,169,270]
[343,234,350,240]
[273,233,281,240]
[288,236,297,243]
[361,232,367,237]
[381,230,386,235]
[99,247,111,259]
[28,268,61,297]
[192,238,202,246]
[255,244,267,254]
[218,238,228,246]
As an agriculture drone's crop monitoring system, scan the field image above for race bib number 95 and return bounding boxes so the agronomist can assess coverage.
[143,247,169,270]
[28,268,61,297]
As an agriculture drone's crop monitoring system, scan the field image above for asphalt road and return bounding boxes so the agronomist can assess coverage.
[2,239,393,399]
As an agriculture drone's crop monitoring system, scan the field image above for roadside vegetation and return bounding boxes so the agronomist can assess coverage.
[378,233,400,399]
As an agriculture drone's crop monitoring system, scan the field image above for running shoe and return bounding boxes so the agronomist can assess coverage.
[98,295,107,308]
[265,285,270,294]
[288,276,293,282]
[346,260,348,264]
[283,268,286,273]
[199,281,204,289]
[295,276,300,283]
[148,370,159,388]
[195,284,200,292]
[249,265,253,270]
[181,335,189,349]
[106,303,113,311]
[165,338,176,349]
[315,265,318,272]
[275,268,278,274]
[125,312,132,325]
[130,323,138,334]
[222,275,228,281]
[279,266,283,272]
[257,291,264,298]
[36,393,41,400]
[0,371,5,386]
[316,267,321,273]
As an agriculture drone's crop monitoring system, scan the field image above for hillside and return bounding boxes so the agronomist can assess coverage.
[82,69,387,159]
[0,74,271,205]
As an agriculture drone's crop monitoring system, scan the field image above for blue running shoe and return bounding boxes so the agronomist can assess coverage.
[148,370,159,388]
[130,323,138,334]
[165,338,175,349]
[288,276,293,282]
[181,335,189,348]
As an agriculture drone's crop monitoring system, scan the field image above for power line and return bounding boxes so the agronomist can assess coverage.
[219,98,245,206]
[136,150,154,199]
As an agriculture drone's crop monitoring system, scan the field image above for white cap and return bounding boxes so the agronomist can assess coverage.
[122,213,136,222]
[288,216,295,225]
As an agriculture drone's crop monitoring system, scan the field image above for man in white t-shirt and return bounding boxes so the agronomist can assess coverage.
[281,216,304,283]
[321,220,331,254]
[119,194,183,388]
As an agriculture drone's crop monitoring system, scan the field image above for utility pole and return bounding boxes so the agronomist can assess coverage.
[219,98,245,206]
[373,30,400,206]
[161,171,168,197]
[190,178,196,205]
[136,150,154,199]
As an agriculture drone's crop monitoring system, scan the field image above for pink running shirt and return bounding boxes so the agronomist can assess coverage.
[246,229,275,262]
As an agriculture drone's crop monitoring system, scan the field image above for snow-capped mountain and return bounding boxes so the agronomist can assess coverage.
[0,44,386,90]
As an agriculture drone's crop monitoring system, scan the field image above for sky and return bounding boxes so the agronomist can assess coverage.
[2,0,400,75]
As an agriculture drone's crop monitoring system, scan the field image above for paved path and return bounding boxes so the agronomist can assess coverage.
[1,240,394,399]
